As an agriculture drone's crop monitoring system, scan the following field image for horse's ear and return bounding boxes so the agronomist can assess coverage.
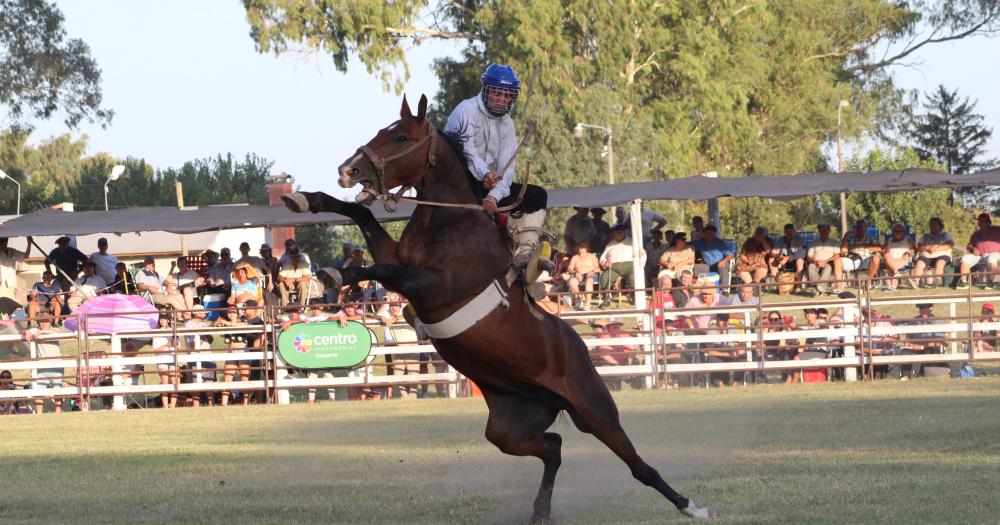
[417,94,428,121]
[400,94,413,119]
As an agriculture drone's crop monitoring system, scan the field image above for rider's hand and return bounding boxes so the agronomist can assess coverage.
[483,172,498,190]
[482,197,497,215]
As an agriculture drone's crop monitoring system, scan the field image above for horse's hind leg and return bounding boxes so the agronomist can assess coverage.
[482,391,562,523]
[565,383,716,520]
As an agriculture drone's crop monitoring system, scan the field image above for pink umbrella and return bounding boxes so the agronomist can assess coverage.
[63,294,159,334]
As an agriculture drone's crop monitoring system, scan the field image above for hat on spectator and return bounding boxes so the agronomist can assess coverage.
[260,243,272,251]
[55,236,70,245]
[233,262,260,279]
[353,244,364,252]
[203,249,218,257]
[143,256,155,264]
[606,317,623,326]
[983,303,995,312]
[590,208,606,216]
[916,303,933,309]
[590,318,609,328]
[220,247,231,256]
[191,304,205,313]
[42,270,55,280]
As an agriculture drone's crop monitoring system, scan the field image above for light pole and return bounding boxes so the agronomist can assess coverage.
[837,100,849,235]
[0,168,21,216]
[104,165,126,211]
[573,122,614,185]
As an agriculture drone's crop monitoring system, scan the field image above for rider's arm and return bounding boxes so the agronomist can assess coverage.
[444,101,492,181]
[486,119,517,203]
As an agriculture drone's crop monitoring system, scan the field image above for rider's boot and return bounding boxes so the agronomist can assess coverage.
[512,209,546,283]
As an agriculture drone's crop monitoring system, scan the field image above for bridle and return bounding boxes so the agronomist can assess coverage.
[357,120,438,212]
[355,119,533,213]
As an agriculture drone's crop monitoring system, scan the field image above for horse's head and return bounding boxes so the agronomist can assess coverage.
[338,94,437,205]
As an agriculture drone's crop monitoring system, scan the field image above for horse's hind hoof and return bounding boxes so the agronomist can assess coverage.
[680,500,717,520]
[282,192,310,213]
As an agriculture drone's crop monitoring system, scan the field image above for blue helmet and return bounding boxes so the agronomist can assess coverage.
[481,64,520,116]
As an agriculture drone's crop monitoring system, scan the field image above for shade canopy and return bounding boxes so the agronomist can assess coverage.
[1,167,998,237]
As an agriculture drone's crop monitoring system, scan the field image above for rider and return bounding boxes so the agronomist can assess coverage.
[444,63,548,276]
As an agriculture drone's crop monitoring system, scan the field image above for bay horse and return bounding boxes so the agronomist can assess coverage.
[283,95,715,522]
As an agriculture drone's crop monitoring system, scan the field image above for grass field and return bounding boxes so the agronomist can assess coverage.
[2,379,999,524]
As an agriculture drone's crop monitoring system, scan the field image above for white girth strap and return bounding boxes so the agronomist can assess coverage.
[414,279,509,340]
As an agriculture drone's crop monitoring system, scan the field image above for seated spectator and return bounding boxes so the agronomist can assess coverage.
[0,369,18,415]
[24,315,65,414]
[670,270,694,308]
[691,225,734,288]
[684,282,732,334]
[760,311,799,383]
[882,223,916,291]
[228,263,261,306]
[689,215,705,242]
[768,224,806,285]
[736,226,772,285]
[331,242,354,269]
[799,308,829,356]
[205,247,235,295]
[135,257,187,316]
[68,261,107,311]
[259,243,280,292]
[840,220,883,282]
[564,207,596,254]
[27,272,63,324]
[648,275,676,333]
[169,256,205,310]
[278,249,312,305]
[645,230,669,285]
[589,208,612,255]
[704,314,744,387]
[911,217,954,288]
[151,313,179,409]
[45,236,87,292]
[183,305,216,406]
[1,236,31,300]
[730,284,758,308]
[566,242,600,310]
[957,213,1000,290]
[278,239,312,266]
[598,224,645,305]
[894,303,945,380]
[806,224,844,295]
[213,307,251,406]
[108,262,138,295]
[658,232,694,280]
[973,303,998,354]
[88,237,119,285]
[590,318,638,367]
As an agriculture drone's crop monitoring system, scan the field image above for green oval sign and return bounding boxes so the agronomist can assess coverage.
[278,321,373,369]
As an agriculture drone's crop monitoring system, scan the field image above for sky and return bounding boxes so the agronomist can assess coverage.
[28,1,1000,201]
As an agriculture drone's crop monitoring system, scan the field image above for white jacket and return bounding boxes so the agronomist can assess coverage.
[444,95,517,202]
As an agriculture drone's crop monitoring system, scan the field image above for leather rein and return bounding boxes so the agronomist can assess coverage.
[356,121,531,213]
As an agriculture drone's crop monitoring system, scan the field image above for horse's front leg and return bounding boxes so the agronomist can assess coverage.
[340,264,438,305]
[283,191,399,265]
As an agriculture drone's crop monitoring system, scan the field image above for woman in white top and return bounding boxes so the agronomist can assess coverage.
[911,217,955,288]
[882,224,915,291]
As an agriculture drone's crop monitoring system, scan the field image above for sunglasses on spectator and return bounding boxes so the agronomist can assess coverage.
[768,316,781,321]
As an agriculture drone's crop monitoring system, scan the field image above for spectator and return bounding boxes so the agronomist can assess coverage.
[151,313,179,409]
[25,315,64,414]
[259,244,280,289]
[135,257,187,316]
[689,216,705,242]
[760,311,799,383]
[564,207,596,253]
[704,314,743,387]
[214,307,251,406]
[882,223,916,291]
[168,256,205,311]
[799,308,829,356]
[0,369,17,415]
[895,303,945,380]
[911,217,955,288]
[228,263,261,305]
[658,232,695,280]
[957,213,1000,290]
[278,249,312,305]
[68,262,107,311]
[183,305,215,406]
[645,230,669,285]
[736,226,772,285]
[768,224,806,285]
[236,242,267,275]
[332,242,354,269]
[108,262,138,295]
[806,224,844,295]
[670,270,694,308]
[591,318,637,367]
[1,236,31,299]
[840,220,883,283]
[691,225,734,288]
[278,239,312,266]
[203,249,219,271]
[623,208,667,247]
[973,303,998,354]
[730,284,758,308]
[27,271,63,324]
[242,300,268,404]
[205,247,235,295]
[88,237,119,285]
[566,242,600,310]
[598,224,645,306]
[377,292,421,399]
[648,275,676,333]
[589,208,612,255]
[684,282,732,334]
[45,236,87,292]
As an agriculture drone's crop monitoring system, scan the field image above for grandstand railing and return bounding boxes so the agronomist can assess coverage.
[2,271,1000,410]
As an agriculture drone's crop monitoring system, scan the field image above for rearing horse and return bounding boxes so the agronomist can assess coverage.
[284,95,715,522]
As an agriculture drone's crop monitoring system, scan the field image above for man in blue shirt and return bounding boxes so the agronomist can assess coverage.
[691,225,734,287]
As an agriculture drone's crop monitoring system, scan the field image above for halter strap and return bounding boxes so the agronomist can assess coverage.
[358,121,438,210]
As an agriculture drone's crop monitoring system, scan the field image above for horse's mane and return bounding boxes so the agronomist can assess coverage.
[439,128,487,203]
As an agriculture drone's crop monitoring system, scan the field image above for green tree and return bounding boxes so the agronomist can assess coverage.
[0,0,112,130]
[911,85,994,175]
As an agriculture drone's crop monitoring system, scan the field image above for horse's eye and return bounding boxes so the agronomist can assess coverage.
[396,135,408,143]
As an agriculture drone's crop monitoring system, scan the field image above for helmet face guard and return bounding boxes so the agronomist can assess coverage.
[481,63,520,116]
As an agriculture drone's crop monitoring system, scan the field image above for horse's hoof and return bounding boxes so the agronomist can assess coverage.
[282,192,310,213]
[680,500,717,520]
[529,515,553,524]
